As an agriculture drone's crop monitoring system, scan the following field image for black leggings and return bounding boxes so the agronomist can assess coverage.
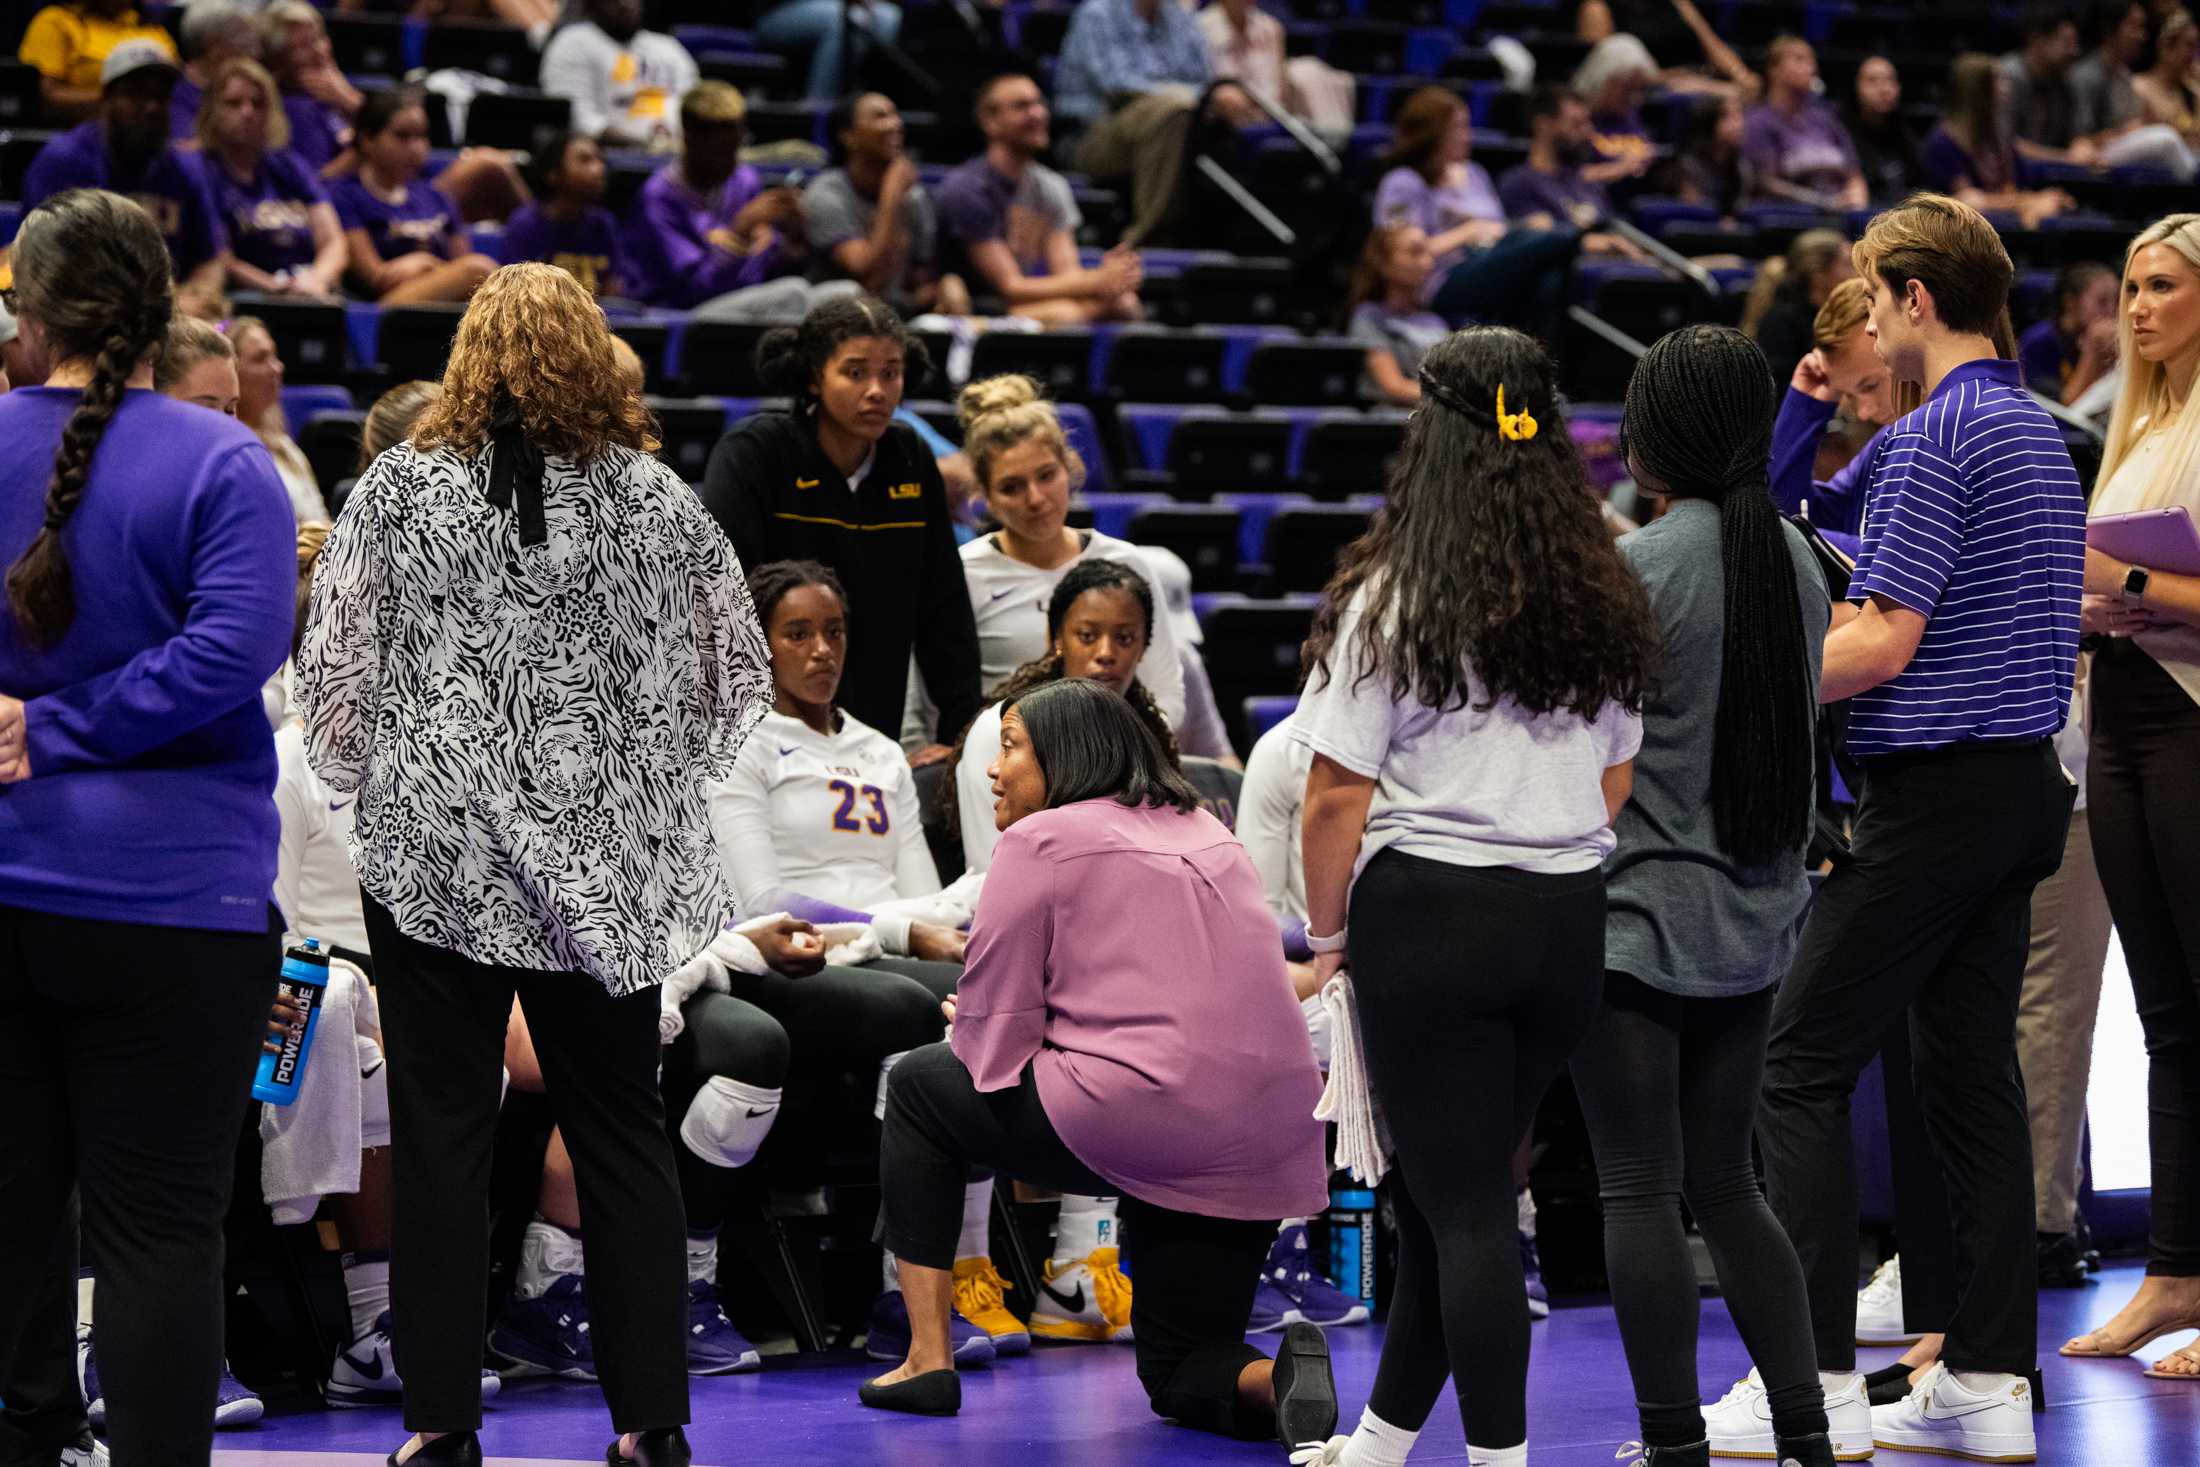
[660,958,960,1231]
[2087,641,2200,1275]
[1346,852,1607,1452]
[878,1043,1279,1440]
[1572,971,1827,1449]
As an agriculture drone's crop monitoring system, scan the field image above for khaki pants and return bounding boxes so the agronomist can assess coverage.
[2013,805,2115,1234]
[1072,92,1197,248]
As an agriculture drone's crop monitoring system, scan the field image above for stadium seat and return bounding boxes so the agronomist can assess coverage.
[0,202,17,246]
[678,319,773,397]
[324,15,409,78]
[697,51,792,98]
[230,297,350,385]
[1198,594,1321,750]
[1103,326,1231,402]
[1244,338,1368,407]
[377,304,469,383]
[970,329,1094,402]
[282,385,355,428]
[1298,413,1405,496]
[423,20,539,88]
[1323,20,1410,75]
[1163,259,1304,329]
[1074,490,1167,542]
[299,411,367,494]
[1165,410,1297,493]
[463,90,570,153]
[1265,503,1372,592]
[1128,503,1241,591]
[648,397,732,484]
[609,318,673,395]
[1215,490,1309,570]
[0,130,55,200]
[1242,694,1299,744]
[745,101,823,146]
[1013,5,1073,62]
[0,61,37,127]
[1181,755,1244,830]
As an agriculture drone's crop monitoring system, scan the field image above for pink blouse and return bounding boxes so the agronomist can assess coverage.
[951,798,1329,1221]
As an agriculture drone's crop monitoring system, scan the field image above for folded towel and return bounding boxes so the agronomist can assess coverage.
[1311,971,1390,1186]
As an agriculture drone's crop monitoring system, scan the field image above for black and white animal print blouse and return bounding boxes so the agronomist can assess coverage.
[295,438,772,996]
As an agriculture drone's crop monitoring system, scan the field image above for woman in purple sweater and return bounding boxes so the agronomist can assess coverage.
[864,677,1337,1454]
[0,187,296,1464]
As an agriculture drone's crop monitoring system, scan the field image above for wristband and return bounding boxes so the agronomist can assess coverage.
[1306,926,1348,955]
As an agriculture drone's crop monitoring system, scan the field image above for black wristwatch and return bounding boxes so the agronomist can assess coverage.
[2125,564,2152,600]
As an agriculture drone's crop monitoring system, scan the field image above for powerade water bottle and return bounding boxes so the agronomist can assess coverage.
[1326,1182,1378,1312]
[253,939,331,1105]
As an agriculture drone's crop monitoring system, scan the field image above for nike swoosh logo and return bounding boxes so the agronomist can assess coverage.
[796,477,819,489]
[1041,1280,1086,1314]
[746,1107,773,1117]
[328,799,353,812]
[339,1348,386,1381]
[989,588,1016,600]
[779,746,798,755]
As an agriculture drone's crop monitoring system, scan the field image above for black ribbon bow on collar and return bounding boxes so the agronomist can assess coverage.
[484,407,548,547]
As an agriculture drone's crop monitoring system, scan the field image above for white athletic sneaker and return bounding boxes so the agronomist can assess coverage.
[1705,1369,1874,1461]
[1869,1363,2035,1463]
[1029,1247,1134,1342]
[60,1435,109,1467]
[1854,1256,1920,1346]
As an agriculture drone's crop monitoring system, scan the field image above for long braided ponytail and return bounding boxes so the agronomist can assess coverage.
[5,190,176,650]
[1621,325,1815,868]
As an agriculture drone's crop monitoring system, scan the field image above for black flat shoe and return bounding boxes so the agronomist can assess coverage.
[1272,1321,1337,1451]
[1774,1432,1837,1467]
[387,1434,481,1467]
[1616,1442,1707,1466]
[606,1427,690,1467]
[1866,1360,1916,1406]
[858,1368,962,1416]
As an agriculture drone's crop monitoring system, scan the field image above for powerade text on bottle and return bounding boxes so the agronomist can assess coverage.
[1327,1183,1378,1311]
[253,939,331,1105]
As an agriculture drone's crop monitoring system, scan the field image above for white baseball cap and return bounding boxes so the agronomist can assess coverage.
[101,39,181,90]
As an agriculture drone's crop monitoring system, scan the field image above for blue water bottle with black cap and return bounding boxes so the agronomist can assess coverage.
[253,938,331,1105]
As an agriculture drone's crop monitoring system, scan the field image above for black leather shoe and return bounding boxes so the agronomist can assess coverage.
[1616,1441,1708,1465]
[606,1427,690,1467]
[387,1434,481,1467]
[1272,1321,1337,1451]
[858,1368,961,1416]
[1774,1432,1838,1467]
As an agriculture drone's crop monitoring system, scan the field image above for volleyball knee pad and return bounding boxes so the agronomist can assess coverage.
[679,1077,782,1169]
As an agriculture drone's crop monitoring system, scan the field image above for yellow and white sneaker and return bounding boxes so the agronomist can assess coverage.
[953,1256,1030,1356]
[1031,1246,1134,1343]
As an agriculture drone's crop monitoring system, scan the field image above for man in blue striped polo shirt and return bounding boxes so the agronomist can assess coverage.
[1732,195,2082,1465]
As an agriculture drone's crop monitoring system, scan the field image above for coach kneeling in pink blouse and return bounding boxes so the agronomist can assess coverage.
[863,678,1334,1452]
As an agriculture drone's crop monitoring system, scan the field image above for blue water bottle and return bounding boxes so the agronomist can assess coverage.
[1327,1183,1378,1312]
[253,939,332,1105]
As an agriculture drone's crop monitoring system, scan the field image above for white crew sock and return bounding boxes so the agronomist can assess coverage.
[1516,1187,1537,1239]
[516,1218,585,1300]
[956,1179,993,1262]
[1338,1407,1419,1467]
[679,1077,781,1169]
[1466,1444,1528,1466]
[1053,1194,1118,1264]
[1951,1369,2016,1394]
[686,1230,720,1286]
[342,1251,391,1343]
[1820,1369,1863,1393]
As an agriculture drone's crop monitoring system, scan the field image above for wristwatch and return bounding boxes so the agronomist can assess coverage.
[2125,565,2152,601]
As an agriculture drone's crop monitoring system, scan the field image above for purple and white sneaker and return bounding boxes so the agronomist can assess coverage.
[487,1274,597,1381]
[684,1279,762,1375]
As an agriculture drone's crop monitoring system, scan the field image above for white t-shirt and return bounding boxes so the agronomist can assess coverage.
[904,530,1189,744]
[273,722,370,952]
[954,702,1011,873]
[1238,711,1311,924]
[540,21,699,145]
[711,708,940,938]
[1291,594,1642,878]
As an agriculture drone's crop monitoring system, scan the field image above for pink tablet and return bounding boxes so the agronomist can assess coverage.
[2088,506,2200,576]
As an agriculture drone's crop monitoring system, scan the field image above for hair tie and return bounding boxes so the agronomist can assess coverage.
[485,405,548,548]
[1495,384,1538,442]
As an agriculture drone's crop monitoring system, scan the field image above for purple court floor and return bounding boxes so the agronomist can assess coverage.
[210,1264,2194,1466]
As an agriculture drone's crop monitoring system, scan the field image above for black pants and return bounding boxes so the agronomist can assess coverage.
[1573,972,1826,1449]
[1346,852,1607,1452]
[662,958,957,1231]
[878,1043,1279,1440]
[1879,1015,1960,1332]
[0,905,276,1467]
[1759,738,2072,1374]
[2087,641,2200,1276]
[364,895,687,1436]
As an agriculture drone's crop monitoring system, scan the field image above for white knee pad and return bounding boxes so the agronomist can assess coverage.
[679,1077,782,1170]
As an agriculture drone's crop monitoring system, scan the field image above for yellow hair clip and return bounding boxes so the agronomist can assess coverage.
[1496,384,1538,442]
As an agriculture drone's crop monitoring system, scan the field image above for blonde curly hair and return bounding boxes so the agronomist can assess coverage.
[956,373,1086,495]
[410,263,659,460]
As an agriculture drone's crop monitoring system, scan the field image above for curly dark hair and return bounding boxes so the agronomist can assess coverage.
[746,558,850,633]
[1302,325,1658,720]
[937,558,1178,824]
[756,294,933,412]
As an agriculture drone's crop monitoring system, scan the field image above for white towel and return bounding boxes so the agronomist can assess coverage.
[260,958,374,1226]
[1311,971,1391,1186]
[658,915,872,1041]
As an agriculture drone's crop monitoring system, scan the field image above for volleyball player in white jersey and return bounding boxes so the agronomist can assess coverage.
[904,375,1187,746]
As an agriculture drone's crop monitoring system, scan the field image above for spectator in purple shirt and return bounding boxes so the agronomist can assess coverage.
[623,81,844,320]
[328,89,497,307]
[22,41,230,320]
[190,57,346,300]
[1372,86,1581,340]
[1919,53,2076,228]
[500,132,628,301]
[2019,260,2119,405]
[1499,87,1649,261]
[1742,37,1868,209]
[170,1,260,143]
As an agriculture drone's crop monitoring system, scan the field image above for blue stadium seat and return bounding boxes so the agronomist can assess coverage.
[1242,694,1299,743]
[325,15,411,77]
[1298,411,1406,496]
[377,304,469,383]
[1216,490,1312,569]
[676,319,773,397]
[674,25,758,54]
[1074,491,1167,543]
[1128,503,1242,591]
[299,410,366,494]
[970,329,1095,402]
[1164,409,1298,493]
[0,61,38,128]
[1,130,56,201]
[697,51,791,98]
[1265,502,1373,592]
[1244,337,1369,407]
[1103,326,1231,402]
[282,386,355,428]
[608,317,674,395]
[422,20,539,88]
[1197,594,1322,748]
[648,396,731,483]
[463,90,570,152]
[0,201,18,246]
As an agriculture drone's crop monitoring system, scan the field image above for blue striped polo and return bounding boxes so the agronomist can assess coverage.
[1845,358,2084,755]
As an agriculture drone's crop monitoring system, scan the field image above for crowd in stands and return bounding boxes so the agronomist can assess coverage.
[12,0,2200,1463]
